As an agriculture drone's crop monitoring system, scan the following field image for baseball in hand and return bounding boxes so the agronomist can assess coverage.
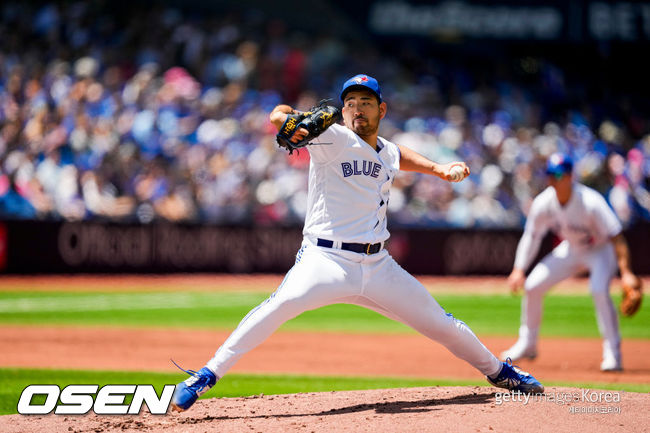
[449,165,465,182]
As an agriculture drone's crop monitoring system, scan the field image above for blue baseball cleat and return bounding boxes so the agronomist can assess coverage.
[487,358,544,394]
[171,362,217,412]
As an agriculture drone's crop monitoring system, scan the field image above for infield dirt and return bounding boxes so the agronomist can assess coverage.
[1,325,649,384]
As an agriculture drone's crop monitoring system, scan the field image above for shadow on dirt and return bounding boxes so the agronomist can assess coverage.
[178,391,494,424]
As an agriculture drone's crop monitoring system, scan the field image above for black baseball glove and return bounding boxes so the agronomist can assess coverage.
[276,99,341,154]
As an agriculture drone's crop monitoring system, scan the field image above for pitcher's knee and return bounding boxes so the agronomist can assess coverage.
[269,296,306,315]
[272,290,326,316]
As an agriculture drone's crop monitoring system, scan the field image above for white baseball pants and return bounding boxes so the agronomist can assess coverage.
[519,240,620,356]
[207,240,502,378]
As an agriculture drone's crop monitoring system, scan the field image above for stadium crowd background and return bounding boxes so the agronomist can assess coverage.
[1,2,649,228]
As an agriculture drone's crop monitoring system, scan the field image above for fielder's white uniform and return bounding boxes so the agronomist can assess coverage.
[511,183,623,365]
[206,124,503,379]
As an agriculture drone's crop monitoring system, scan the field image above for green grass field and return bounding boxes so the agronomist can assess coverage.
[0,291,648,338]
[1,287,648,416]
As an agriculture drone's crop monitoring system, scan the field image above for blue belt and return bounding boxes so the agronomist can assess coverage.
[317,238,383,255]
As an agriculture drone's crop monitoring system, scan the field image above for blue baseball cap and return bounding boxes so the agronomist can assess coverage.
[340,74,382,103]
[546,152,574,178]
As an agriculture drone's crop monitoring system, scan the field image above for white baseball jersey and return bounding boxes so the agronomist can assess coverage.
[305,124,401,244]
[205,121,503,382]
[514,183,622,271]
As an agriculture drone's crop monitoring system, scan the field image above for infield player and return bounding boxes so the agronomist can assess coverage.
[501,152,642,371]
[171,74,544,412]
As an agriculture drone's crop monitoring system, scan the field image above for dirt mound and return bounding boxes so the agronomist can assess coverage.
[1,386,645,433]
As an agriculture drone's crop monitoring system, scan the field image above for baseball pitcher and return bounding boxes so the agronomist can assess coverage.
[171,74,544,412]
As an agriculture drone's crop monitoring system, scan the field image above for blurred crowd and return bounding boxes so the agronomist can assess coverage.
[1,2,649,228]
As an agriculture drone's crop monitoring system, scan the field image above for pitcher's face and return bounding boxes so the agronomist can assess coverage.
[342,90,386,137]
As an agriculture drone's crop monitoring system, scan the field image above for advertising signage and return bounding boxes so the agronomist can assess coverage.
[366,1,650,42]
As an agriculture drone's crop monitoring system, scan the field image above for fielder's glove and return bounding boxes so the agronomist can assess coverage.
[620,278,643,316]
[276,99,341,154]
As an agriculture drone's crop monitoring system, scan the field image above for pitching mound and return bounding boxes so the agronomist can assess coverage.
[2,386,645,433]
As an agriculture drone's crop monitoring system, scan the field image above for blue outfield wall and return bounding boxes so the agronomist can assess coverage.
[0,220,648,275]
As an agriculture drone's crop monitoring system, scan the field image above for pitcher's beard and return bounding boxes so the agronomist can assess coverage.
[351,122,378,137]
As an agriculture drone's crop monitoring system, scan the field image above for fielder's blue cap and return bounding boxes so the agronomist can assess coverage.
[340,74,382,103]
[546,152,574,178]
